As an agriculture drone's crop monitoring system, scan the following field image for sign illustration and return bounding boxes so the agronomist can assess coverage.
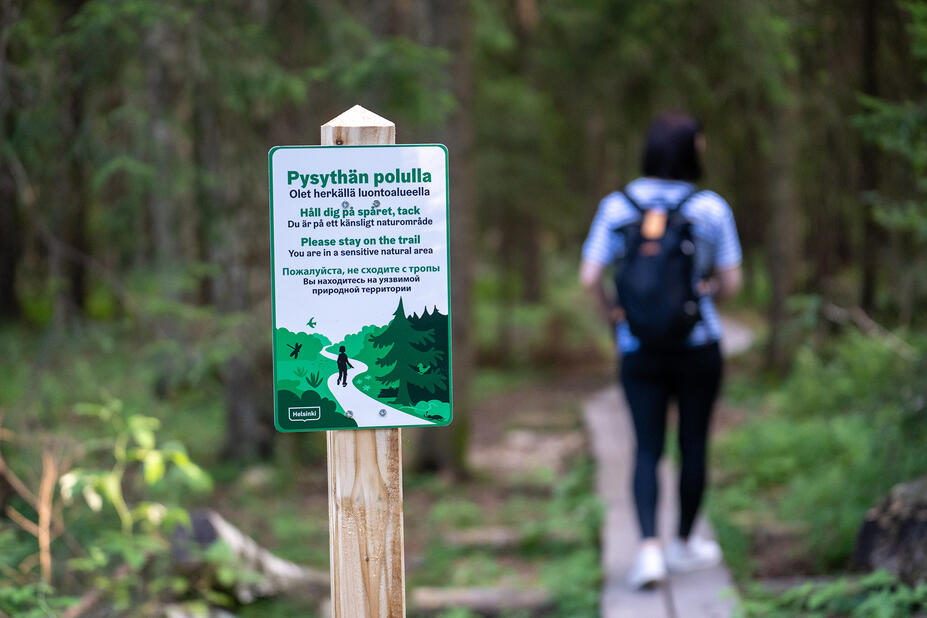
[268,144,451,431]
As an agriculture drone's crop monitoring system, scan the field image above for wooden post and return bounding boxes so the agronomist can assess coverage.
[323,105,406,618]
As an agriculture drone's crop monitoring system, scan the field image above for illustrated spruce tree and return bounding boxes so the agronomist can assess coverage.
[409,305,450,403]
[370,298,447,406]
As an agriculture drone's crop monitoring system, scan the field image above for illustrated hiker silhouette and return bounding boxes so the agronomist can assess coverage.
[336,346,353,387]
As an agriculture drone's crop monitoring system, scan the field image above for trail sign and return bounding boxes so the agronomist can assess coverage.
[268,142,452,432]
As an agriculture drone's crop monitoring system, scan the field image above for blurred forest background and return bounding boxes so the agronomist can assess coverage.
[3,0,927,616]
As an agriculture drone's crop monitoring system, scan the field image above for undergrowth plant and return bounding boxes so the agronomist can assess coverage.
[712,331,927,575]
[737,570,927,618]
[0,396,259,617]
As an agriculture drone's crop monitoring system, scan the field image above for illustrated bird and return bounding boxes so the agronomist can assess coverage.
[416,363,431,375]
[306,317,317,328]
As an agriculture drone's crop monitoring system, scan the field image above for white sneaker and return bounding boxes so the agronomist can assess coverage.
[665,535,722,572]
[627,544,667,589]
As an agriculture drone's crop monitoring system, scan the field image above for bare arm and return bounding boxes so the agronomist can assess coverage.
[579,259,622,327]
[698,265,742,302]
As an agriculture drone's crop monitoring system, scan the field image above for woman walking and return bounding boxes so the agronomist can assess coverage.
[579,113,742,589]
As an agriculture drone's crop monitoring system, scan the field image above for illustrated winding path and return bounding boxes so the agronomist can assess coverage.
[319,349,434,427]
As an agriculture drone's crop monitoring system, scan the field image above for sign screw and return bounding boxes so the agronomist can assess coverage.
[342,201,349,208]
[345,410,354,419]
[379,409,387,417]
[373,200,380,207]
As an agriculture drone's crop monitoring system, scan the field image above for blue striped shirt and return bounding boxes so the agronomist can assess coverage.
[582,177,742,354]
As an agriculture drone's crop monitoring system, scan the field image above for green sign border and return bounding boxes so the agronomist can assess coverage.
[268,144,453,432]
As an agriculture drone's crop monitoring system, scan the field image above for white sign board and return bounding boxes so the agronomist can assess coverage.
[268,145,451,431]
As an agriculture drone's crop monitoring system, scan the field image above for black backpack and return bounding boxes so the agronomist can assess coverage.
[613,189,701,348]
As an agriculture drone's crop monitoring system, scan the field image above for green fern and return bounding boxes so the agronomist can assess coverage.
[306,372,323,388]
[293,366,308,378]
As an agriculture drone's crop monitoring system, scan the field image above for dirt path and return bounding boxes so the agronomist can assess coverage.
[318,349,433,427]
[584,315,754,618]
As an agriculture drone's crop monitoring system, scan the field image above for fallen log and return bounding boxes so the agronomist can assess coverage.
[172,509,329,603]
[411,587,552,615]
[445,525,579,550]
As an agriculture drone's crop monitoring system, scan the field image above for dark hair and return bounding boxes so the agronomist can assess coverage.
[339,346,346,352]
[641,113,702,182]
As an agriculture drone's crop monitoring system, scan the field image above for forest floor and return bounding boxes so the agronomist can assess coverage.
[0,310,781,617]
[220,317,756,617]
[215,363,609,618]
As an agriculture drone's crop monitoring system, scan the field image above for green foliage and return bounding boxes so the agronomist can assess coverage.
[200,540,265,593]
[370,298,447,405]
[414,456,602,618]
[472,256,611,369]
[713,332,927,573]
[276,328,338,400]
[64,397,211,532]
[853,1,927,319]
[238,598,322,618]
[0,581,79,618]
[435,609,482,618]
[538,458,603,618]
[737,570,927,618]
[313,8,454,126]
[427,497,483,529]
[0,391,221,615]
[541,548,601,618]
[331,324,385,363]
[275,329,329,362]
[265,505,330,567]
[408,306,451,402]
[398,399,451,423]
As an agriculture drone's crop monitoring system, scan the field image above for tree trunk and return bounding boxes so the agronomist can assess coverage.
[191,24,271,460]
[520,215,543,303]
[146,23,179,270]
[765,103,800,372]
[412,0,473,476]
[730,124,763,301]
[859,0,880,312]
[515,0,542,303]
[66,86,89,313]
[0,165,21,320]
[51,0,91,325]
[496,212,519,360]
[0,0,21,320]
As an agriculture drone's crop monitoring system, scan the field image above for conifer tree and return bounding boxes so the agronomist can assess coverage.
[370,298,446,405]
[409,305,450,402]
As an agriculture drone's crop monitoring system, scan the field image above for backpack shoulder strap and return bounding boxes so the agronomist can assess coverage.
[620,189,644,214]
[623,186,701,213]
[669,188,701,212]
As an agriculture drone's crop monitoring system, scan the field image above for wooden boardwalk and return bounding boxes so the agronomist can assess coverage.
[584,387,737,617]
[584,317,752,618]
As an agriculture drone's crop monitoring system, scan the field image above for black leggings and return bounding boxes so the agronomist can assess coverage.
[620,342,722,539]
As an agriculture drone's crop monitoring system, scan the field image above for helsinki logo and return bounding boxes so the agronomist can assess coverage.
[289,406,321,422]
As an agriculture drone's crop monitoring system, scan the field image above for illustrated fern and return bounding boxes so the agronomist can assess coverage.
[306,372,323,388]
[293,366,308,378]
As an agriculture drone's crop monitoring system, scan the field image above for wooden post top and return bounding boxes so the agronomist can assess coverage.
[321,105,396,146]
